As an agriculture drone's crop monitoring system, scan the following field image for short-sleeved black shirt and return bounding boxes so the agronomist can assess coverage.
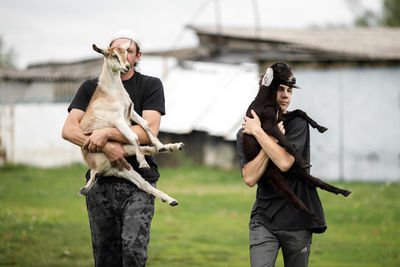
[68,72,165,183]
[236,116,327,233]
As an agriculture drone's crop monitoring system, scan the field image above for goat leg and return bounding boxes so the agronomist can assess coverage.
[265,166,324,225]
[123,142,185,156]
[130,108,167,152]
[290,167,352,197]
[117,168,178,206]
[79,169,99,196]
[284,110,328,133]
[114,119,150,169]
[265,124,311,169]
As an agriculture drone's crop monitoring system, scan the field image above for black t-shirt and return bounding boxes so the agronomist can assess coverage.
[68,72,165,183]
[236,116,327,233]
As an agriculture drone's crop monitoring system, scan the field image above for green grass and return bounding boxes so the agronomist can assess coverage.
[0,164,399,266]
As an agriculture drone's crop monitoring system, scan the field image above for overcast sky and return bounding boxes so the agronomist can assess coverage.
[0,0,381,69]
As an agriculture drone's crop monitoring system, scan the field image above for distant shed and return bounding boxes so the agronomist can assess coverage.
[186,25,400,66]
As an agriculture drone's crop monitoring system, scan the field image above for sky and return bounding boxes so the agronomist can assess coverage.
[0,0,382,69]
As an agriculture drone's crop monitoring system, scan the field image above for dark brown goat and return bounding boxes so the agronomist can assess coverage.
[242,62,351,225]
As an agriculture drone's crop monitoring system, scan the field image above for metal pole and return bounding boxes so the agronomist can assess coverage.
[338,82,344,181]
[214,0,222,52]
[251,0,261,61]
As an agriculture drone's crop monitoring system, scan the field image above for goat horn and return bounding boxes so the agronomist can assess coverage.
[121,39,132,50]
[92,44,108,56]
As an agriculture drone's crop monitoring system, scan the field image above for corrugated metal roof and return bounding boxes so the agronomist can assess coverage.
[0,58,102,81]
[189,25,400,60]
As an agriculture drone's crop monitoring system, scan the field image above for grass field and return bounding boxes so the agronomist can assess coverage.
[0,163,399,266]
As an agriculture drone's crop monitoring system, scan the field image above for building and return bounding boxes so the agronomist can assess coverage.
[1,26,399,181]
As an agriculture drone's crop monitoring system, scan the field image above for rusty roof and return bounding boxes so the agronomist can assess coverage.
[189,25,400,61]
[0,58,102,82]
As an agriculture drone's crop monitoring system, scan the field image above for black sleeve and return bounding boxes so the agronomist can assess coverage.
[67,79,97,113]
[236,129,248,171]
[142,77,165,115]
[285,117,308,155]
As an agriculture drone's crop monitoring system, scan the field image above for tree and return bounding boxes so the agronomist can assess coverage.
[350,0,400,27]
[355,10,379,27]
[382,0,400,26]
[0,37,16,69]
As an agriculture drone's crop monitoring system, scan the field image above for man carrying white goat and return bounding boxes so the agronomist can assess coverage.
[62,30,165,266]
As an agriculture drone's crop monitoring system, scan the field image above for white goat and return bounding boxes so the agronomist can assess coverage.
[79,40,183,206]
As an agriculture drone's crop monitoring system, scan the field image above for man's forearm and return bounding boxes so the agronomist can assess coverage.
[242,150,269,187]
[252,127,295,172]
[105,125,155,145]
[62,120,87,147]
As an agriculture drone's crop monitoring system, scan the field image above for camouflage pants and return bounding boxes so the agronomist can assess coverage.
[86,180,155,267]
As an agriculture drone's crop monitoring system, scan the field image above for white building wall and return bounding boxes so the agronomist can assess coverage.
[0,81,55,104]
[0,103,83,167]
[0,66,399,182]
[291,66,400,182]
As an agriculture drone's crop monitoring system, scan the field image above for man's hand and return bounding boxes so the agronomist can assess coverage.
[102,141,131,171]
[278,121,286,135]
[243,110,286,142]
[242,110,262,135]
[83,127,112,153]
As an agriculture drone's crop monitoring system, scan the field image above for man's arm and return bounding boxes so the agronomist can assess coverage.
[61,108,131,170]
[81,110,162,152]
[242,149,269,187]
[248,122,294,172]
[241,110,295,186]
[61,109,88,147]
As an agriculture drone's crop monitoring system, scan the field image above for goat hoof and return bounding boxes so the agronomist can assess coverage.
[299,162,312,169]
[318,127,328,133]
[79,188,89,196]
[169,200,178,206]
[139,163,150,169]
[342,190,352,197]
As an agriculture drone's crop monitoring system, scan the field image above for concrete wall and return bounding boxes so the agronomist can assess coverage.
[0,103,83,167]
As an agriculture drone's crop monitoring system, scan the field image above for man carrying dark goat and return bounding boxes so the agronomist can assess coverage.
[236,62,326,267]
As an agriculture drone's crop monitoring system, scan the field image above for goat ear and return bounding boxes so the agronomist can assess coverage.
[120,39,132,50]
[262,67,274,86]
[92,44,108,56]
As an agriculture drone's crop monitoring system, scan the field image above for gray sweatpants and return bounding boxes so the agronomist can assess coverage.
[86,180,155,267]
[249,221,312,267]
